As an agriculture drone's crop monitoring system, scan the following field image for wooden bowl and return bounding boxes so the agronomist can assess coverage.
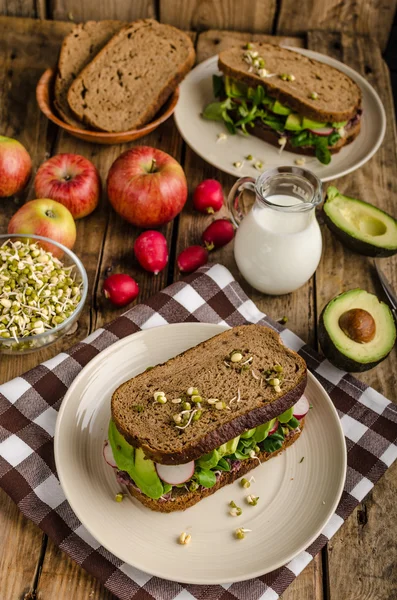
[36,68,179,145]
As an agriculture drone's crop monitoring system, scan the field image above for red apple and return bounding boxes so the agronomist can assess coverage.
[34,153,101,219]
[107,146,187,228]
[8,198,76,258]
[0,136,32,197]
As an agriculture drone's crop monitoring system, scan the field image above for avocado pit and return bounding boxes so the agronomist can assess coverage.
[338,308,376,343]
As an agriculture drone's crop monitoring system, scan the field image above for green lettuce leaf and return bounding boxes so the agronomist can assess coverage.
[202,102,224,121]
[195,469,217,488]
[197,449,220,470]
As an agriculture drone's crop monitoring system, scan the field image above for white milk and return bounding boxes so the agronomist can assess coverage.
[234,194,322,295]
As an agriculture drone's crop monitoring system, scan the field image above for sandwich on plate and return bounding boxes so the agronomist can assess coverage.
[203,42,362,165]
[104,325,310,512]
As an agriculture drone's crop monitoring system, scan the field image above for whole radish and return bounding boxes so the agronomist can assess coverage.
[103,274,139,307]
[177,246,208,273]
[134,230,168,275]
[202,219,235,251]
[193,179,224,214]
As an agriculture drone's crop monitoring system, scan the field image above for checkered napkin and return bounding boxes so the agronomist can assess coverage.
[0,264,396,600]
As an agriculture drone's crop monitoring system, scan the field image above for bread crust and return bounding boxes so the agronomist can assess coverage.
[67,19,195,132]
[111,325,307,464]
[126,421,304,512]
[54,20,123,128]
[218,43,362,123]
[250,119,361,156]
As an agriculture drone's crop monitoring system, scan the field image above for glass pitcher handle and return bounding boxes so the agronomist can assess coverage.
[227,176,256,228]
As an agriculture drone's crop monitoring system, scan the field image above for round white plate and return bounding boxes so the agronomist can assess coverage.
[55,323,346,584]
[174,49,386,182]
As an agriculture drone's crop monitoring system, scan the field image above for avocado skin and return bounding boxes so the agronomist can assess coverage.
[318,306,392,372]
[323,211,397,258]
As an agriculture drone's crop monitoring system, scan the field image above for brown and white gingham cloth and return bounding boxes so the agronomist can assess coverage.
[0,264,396,600]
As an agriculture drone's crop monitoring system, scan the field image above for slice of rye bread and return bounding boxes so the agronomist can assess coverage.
[218,43,362,123]
[251,119,361,157]
[54,20,124,128]
[67,19,195,132]
[111,325,307,464]
[126,423,304,512]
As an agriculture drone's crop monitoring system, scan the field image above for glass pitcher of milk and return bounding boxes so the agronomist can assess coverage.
[228,166,323,295]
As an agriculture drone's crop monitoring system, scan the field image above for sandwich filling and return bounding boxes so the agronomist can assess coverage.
[106,404,303,501]
[203,75,361,165]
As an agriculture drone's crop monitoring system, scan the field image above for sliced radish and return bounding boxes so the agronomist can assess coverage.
[293,395,310,420]
[308,127,333,136]
[103,441,117,468]
[155,461,195,485]
[269,420,279,436]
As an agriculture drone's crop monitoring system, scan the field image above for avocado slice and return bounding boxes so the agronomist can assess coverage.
[285,113,302,131]
[301,116,327,129]
[318,289,396,372]
[324,187,397,257]
[108,420,164,499]
[224,75,247,98]
[272,100,292,116]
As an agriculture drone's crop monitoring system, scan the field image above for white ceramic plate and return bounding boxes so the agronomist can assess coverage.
[174,49,386,182]
[55,323,346,584]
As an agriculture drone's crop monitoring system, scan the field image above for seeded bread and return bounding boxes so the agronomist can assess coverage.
[218,43,362,123]
[251,118,361,156]
[54,20,123,127]
[67,19,195,132]
[111,325,307,464]
[125,424,304,512]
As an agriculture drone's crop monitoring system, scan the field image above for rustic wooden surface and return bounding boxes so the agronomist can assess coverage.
[159,0,276,34]
[0,15,396,600]
[51,0,155,23]
[0,0,396,52]
[277,0,397,52]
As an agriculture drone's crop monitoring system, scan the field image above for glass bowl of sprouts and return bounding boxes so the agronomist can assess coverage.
[0,234,88,354]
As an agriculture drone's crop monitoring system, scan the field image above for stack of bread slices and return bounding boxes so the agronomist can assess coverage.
[54,19,195,133]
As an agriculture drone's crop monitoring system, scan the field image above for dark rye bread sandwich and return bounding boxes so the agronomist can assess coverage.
[54,20,123,127]
[105,325,309,512]
[203,42,362,165]
[67,19,195,132]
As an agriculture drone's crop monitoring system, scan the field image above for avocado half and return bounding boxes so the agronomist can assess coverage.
[319,289,396,372]
[324,187,397,257]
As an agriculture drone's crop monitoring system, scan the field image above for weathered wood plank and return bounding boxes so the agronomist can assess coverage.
[0,16,73,600]
[0,0,36,17]
[50,0,155,22]
[0,497,45,599]
[160,0,276,33]
[172,29,322,600]
[0,17,76,385]
[308,30,397,600]
[196,29,304,62]
[277,0,397,53]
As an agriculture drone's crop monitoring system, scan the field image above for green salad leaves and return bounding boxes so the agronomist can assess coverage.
[191,407,300,488]
[202,74,343,165]
[108,408,302,497]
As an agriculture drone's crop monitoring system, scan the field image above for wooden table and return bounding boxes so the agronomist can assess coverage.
[0,16,396,600]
